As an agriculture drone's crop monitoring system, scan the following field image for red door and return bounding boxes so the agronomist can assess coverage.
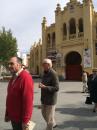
[66,65,82,81]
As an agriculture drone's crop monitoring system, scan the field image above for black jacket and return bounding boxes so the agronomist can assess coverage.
[87,74,97,103]
[41,68,59,105]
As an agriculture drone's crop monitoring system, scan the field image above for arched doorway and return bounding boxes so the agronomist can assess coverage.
[65,51,82,80]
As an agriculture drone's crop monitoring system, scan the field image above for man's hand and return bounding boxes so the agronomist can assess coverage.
[22,123,29,130]
[39,83,46,88]
[22,128,29,130]
[22,121,36,130]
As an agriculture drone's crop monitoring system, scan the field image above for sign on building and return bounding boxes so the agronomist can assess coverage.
[83,48,92,68]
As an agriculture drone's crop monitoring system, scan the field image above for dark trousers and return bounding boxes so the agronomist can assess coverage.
[11,121,22,130]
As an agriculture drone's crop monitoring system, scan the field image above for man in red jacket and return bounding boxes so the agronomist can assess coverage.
[5,56,34,130]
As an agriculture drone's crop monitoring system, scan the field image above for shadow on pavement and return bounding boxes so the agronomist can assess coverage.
[56,107,97,117]
[3,129,12,130]
[62,91,81,93]
[34,91,39,94]
[57,120,97,130]
[34,104,41,109]
[56,107,97,129]
[33,78,41,83]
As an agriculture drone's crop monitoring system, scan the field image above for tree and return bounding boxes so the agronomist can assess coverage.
[0,27,17,67]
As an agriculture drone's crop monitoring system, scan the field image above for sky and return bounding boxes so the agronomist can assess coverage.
[0,0,97,53]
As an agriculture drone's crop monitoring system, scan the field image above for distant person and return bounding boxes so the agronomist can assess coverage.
[5,56,34,130]
[39,58,59,130]
[87,68,97,112]
[82,71,88,93]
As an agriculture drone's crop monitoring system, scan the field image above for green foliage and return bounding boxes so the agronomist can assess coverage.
[0,27,17,67]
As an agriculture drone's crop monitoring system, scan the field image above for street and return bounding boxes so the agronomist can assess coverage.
[0,81,97,130]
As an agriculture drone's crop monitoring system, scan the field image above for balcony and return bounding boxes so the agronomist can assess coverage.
[78,32,84,38]
[47,49,57,55]
[69,34,76,39]
[63,35,67,40]
[47,49,57,62]
[47,55,56,62]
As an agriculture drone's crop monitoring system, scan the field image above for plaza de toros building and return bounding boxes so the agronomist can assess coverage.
[29,0,97,80]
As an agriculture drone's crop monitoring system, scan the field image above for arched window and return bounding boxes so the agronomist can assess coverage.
[96,22,97,34]
[35,49,38,61]
[79,18,83,32]
[69,18,76,34]
[63,23,67,36]
[52,32,56,47]
[47,33,51,48]
[52,32,55,43]
[47,33,50,43]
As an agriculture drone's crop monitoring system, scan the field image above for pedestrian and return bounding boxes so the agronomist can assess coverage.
[5,56,34,130]
[82,70,88,93]
[38,58,59,130]
[87,68,97,112]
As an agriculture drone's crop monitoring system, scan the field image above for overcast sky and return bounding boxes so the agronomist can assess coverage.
[0,0,97,53]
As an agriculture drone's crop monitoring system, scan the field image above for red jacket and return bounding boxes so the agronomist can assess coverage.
[5,70,34,124]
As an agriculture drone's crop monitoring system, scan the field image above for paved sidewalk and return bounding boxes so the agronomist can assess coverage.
[0,81,97,130]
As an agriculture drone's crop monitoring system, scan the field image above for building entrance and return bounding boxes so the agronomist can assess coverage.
[65,51,82,80]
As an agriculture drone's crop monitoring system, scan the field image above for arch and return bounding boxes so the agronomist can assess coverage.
[78,18,83,32]
[69,18,76,34]
[65,51,82,80]
[65,51,82,65]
